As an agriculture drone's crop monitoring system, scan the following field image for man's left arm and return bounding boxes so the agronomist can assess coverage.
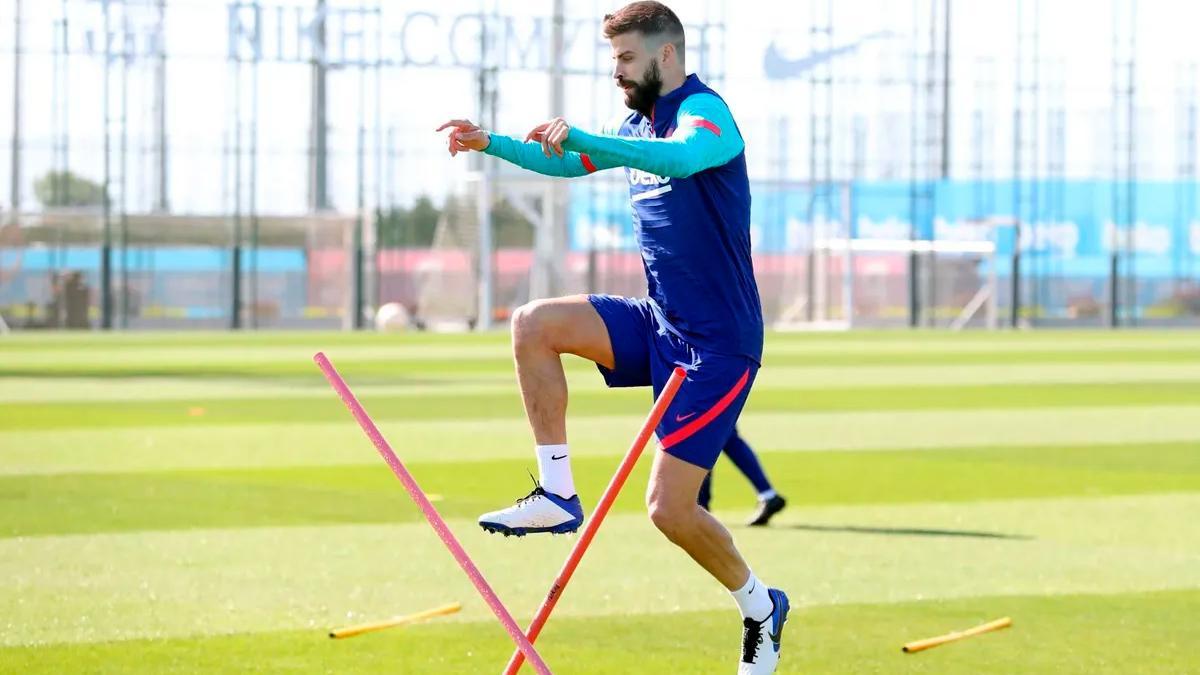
[561,94,744,178]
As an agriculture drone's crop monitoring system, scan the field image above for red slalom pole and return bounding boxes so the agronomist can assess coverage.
[503,366,688,675]
[314,352,553,675]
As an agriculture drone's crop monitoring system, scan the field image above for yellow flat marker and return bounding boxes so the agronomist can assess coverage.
[902,616,1012,653]
[329,602,462,639]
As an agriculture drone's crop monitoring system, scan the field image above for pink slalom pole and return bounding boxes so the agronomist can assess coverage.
[314,352,553,675]
[503,366,688,675]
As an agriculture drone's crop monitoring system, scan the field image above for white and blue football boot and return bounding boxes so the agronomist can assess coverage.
[738,588,790,674]
[478,481,584,537]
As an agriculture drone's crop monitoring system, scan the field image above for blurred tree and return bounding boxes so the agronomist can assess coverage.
[376,194,535,248]
[492,196,535,247]
[377,195,440,247]
[33,171,107,208]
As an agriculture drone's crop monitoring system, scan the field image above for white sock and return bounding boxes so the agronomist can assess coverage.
[730,573,774,622]
[758,489,778,501]
[535,444,575,498]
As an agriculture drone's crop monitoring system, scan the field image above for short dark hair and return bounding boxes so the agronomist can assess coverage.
[602,2,685,62]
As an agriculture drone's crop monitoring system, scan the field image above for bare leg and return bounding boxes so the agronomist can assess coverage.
[645,450,751,590]
[510,295,615,445]
[477,295,618,533]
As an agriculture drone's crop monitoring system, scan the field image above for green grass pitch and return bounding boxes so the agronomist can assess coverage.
[2,330,1198,673]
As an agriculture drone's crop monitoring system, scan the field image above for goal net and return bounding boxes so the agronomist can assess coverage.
[773,217,1007,331]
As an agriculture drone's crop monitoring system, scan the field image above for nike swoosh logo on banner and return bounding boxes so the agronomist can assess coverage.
[763,31,893,80]
[551,454,568,460]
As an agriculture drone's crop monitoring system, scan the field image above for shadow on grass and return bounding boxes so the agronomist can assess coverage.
[770,523,1033,540]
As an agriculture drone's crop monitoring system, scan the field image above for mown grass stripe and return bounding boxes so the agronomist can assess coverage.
[2,495,1197,648]
[5,589,1197,674]
[2,328,1196,352]
[3,442,1198,538]
[6,381,1200,431]
[4,406,1200,476]
[5,346,1200,380]
[4,361,1200,404]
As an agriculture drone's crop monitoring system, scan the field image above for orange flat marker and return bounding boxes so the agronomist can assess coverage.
[903,617,1012,653]
[329,602,462,639]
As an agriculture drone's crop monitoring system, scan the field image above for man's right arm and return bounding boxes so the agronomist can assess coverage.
[484,133,614,178]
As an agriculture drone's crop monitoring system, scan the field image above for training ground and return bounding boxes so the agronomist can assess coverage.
[2,330,1198,673]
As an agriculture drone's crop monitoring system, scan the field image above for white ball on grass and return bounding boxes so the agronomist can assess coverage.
[374,302,411,332]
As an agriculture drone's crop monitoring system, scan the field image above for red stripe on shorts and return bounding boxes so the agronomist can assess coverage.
[660,368,750,449]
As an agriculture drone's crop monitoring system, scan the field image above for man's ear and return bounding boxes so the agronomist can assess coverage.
[660,40,677,68]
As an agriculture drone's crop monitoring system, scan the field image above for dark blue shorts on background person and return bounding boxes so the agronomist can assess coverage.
[588,294,758,470]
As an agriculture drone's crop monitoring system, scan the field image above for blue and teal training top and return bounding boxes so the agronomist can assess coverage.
[483,74,762,362]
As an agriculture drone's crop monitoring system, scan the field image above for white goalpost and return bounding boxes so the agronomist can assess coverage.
[774,216,1012,331]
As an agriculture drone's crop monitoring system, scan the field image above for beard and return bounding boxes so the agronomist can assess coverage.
[619,60,664,117]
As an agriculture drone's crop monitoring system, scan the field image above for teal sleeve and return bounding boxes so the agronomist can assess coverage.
[561,94,744,178]
[482,133,615,178]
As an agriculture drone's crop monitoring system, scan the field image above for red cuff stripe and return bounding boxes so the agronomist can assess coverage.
[660,368,750,449]
[691,118,722,137]
[580,153,598,173]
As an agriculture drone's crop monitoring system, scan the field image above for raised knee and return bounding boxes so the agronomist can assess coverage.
[511,300,551,350]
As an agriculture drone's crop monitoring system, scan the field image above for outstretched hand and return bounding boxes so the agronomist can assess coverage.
[436,119,491,156]
[525,117,571,158]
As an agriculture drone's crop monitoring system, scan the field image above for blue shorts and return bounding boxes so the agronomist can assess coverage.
[587,294,758,470]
